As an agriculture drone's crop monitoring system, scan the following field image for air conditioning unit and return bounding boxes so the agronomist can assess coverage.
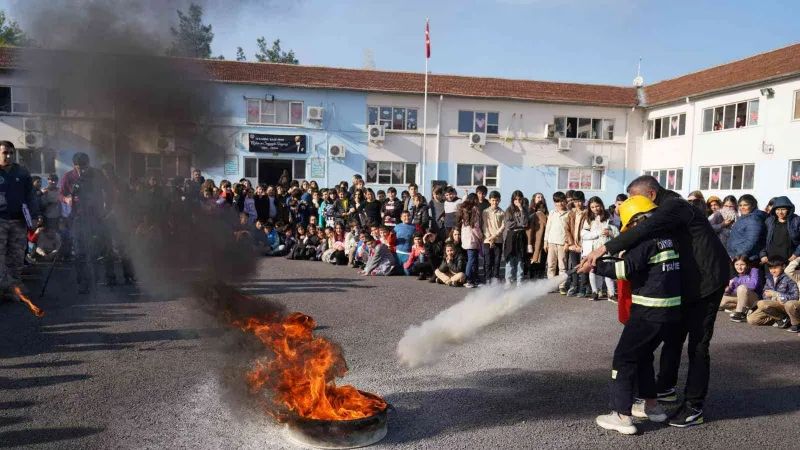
[469,132,486,147]
[368,124,385,142]
[157,136,175,153]
[307,106,323,121]
[591,155,608,168]
[557,138,572,151]
[23,117,42,132]
[545,123,555,138]
[24,132,44,148]
[329,143,346,159]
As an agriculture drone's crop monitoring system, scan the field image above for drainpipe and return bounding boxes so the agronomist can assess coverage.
[686,97,696,194]
[624,106,635,189]
[435,95,443,183]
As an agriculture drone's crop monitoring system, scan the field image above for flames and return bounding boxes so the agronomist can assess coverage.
[234,310,386,422]
[13,286,44,318]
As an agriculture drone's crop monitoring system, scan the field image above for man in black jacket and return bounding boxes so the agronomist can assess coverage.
[579,175,729,428]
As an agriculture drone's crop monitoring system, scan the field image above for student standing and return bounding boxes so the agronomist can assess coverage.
[564,191,589,296]
[544,191,570,286]
[503,190,529,288]
[481,191,505,283]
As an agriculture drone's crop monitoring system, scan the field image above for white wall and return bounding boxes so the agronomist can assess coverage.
[640,77,800,205]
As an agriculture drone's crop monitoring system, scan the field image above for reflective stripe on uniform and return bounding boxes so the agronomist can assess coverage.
[632,295,681,308]
[648,250,679,264]
[615,260,627,280]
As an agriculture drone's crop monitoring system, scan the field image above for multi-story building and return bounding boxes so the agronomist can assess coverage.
[2,43,799,205]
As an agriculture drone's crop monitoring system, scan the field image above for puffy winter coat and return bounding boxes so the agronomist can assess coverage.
[727,210,767,260]
[760,196,800,259]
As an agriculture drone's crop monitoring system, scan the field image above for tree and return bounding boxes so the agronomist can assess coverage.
[0,10,31,47]
[255,38,298,64]
[236,46,246,62]
[168,3,214,59]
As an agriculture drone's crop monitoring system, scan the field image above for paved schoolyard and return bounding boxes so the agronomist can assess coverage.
[1,258,799,449]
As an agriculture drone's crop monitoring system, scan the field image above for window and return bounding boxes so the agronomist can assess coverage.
[364,161,417,185]
[17,149,56,175]
[456,164,497,187]
[293,159,307,181]
[647,113,686,139]
[0,86,61,114]
[131,153,192,180]
[246,99,303,126]
[789,160,800,189]
[367,106,418,131]
[643,168,683,191]
[244,157,257,178]
[794,91,800,120]
[458,111,499,134]
[557,167,604,190]
[698,164,754,190]
[554,116,614,140]
[701,100,758,132]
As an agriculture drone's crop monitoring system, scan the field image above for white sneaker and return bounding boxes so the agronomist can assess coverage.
[504,281,512,290]
[516,280,523,288]
[631,401,668,422]
[596,412,637,435]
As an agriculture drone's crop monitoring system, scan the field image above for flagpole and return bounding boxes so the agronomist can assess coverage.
[422,18,429,196]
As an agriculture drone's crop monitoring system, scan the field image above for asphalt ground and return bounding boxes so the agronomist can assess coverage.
[2,258,800,449]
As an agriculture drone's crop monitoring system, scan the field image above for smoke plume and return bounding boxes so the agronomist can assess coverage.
[397,278,563,368]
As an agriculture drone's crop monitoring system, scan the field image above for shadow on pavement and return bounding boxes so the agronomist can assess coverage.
[0,360,83,370]
[239,277,374,295]
[0,426,105,448]
[0,416,28,427]
[383,368,609,444]
[0,401,36,410]
[0,374,92,390]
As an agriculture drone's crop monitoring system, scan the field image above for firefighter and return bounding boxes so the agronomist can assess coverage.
[592,195,682,435]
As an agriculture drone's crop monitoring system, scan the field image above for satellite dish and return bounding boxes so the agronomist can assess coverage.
[633,76,644,87]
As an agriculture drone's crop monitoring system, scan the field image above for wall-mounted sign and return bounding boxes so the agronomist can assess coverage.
[224,155,239,176]
[248,134,307,154]
[310,158,325,178]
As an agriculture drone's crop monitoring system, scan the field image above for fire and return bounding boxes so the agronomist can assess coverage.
[13,286,44,318]
[235,312,386,421]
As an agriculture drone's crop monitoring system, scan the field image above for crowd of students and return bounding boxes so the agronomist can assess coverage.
[151,170,800,335]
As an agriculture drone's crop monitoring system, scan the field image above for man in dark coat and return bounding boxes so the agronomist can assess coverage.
[580,175,730,428]
[0,141,39,298]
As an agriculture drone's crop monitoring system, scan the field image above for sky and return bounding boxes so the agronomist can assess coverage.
[1,0,797,86]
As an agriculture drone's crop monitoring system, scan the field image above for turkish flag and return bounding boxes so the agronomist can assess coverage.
[425,21,430,59]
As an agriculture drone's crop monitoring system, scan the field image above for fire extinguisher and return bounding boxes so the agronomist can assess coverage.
[592,256,631,324]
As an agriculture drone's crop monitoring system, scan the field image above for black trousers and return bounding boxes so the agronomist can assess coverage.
[611,316,676,416]
[482,243,502,280]
[409,262,433,277]
[656,286,725,409]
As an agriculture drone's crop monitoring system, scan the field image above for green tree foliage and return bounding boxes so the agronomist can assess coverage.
[168,3,214,59]
[254,38,298,64]
[0,10,31,47]
[236,46,246,62]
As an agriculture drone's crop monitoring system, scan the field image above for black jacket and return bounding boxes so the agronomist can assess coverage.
[605,189,729,300]
[438,251,466,274]
[596,236,681,323]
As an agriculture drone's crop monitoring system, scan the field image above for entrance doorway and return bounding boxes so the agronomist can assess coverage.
[258,159,293,186]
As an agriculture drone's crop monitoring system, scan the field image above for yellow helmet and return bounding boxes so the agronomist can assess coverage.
[619,195,657,231]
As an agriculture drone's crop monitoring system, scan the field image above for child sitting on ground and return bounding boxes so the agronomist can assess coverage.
[721,255,761,322]
[286,224,307,260]
[379,226,397,254]
[361,236,396,276]
[747,255,800,328]
[434,243,467,286]
[354,229,371,268]
[785,258,800,333]
[591,195,679,434]
[280,225,296,257]
[404,233,433,280]
[34,224,61,261]
[314,227,328,261]
[262,221,284,256]
[344,219,361,267]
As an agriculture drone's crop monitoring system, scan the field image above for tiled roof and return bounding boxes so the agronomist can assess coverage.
[644,42,800,106]
[0,46,637,107]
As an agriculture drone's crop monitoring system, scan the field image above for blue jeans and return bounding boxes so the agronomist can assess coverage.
[505,253,524,284]
[465,249,479,282]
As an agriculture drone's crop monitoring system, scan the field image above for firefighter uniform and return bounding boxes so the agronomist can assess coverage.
[595,202,682,417]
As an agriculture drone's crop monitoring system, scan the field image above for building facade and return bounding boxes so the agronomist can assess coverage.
[1,43,799,206]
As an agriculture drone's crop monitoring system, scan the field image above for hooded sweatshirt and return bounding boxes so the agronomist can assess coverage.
[727,209,767,261]
[761,196,800,260]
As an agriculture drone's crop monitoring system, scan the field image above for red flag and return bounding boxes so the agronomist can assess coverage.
[425,20,430,59]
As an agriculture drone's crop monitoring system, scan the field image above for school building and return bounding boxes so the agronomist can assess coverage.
[1,43,799,206]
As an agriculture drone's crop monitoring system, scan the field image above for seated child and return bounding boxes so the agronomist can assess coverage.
[314,228,328,261]
[405,233,433,280]
[280,225,296,257]
[434,243,467,287]
[286,224,307,260]
[785,258,800,333]
[35,224,62,261]
[262,221,284,256]
[252,219,268,248]
[354,230,370,268]
[299,224,321,261]
[344,219,361,267]
[747,255,800,328]
[423,231,444,283]
[379,226,397,254]
[592,195,679,434]
[361,236,396,276]
[721,254,761,322]
[233,213,252,242]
